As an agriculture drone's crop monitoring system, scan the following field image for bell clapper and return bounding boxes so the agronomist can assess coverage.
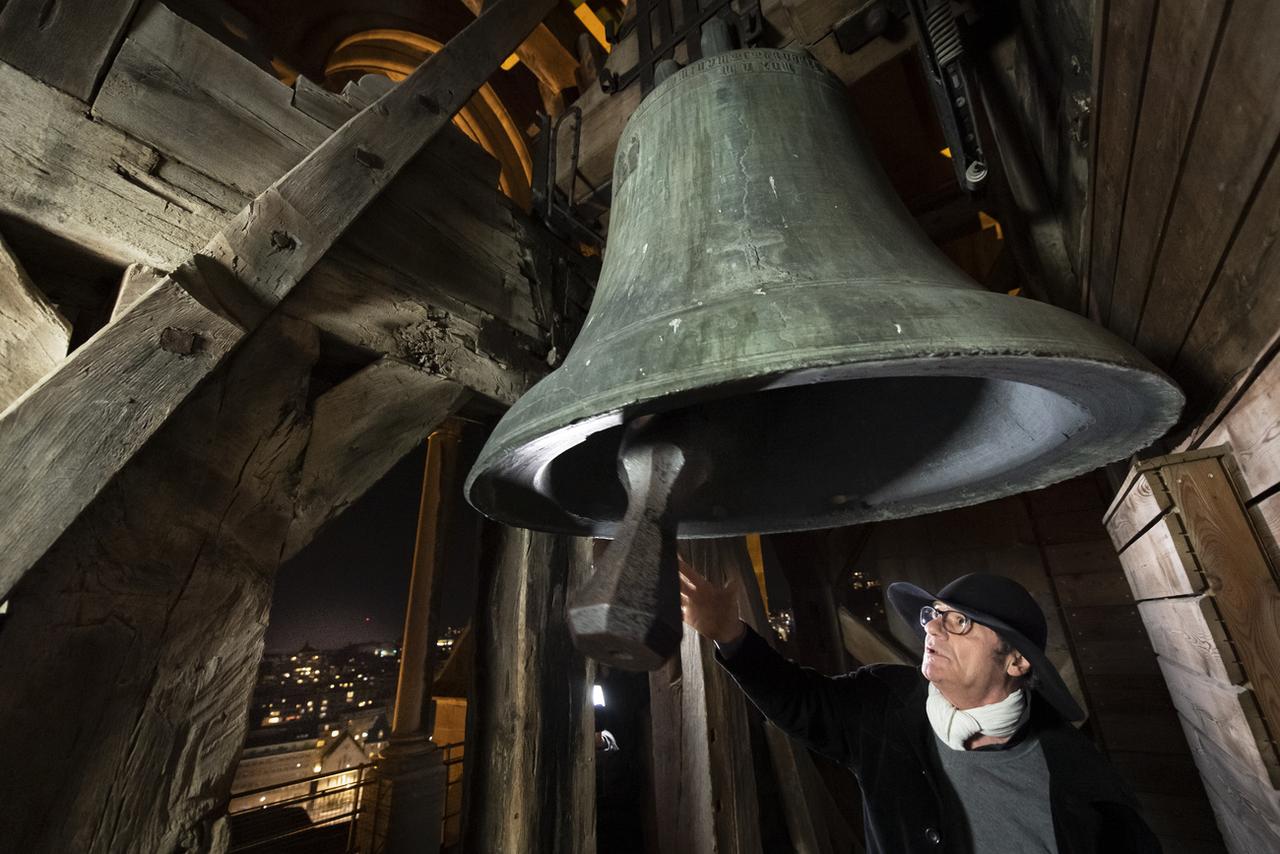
[567,413,711,670]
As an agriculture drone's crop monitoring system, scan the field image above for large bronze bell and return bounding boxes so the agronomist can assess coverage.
[465,47,1182,669]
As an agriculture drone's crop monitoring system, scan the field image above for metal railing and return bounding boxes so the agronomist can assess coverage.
[227,764,382,854]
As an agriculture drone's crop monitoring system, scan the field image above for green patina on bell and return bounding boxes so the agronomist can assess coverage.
[466,47,1182,541]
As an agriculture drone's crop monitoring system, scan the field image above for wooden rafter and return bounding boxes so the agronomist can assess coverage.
[0,0,560,602]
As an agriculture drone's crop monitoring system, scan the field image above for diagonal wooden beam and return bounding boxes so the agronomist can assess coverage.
[0,0,559,602]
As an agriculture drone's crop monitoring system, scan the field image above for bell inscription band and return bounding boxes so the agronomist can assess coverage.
[466,47,1182,669]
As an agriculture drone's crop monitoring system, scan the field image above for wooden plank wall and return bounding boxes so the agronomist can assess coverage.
[1086,0,1280,420]
[1104,449,1280,853]
[866,475,1224,851]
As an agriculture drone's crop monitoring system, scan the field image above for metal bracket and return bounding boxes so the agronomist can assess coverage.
[904,0,987,192]
[531,105,607,249]
[599,0,763,96]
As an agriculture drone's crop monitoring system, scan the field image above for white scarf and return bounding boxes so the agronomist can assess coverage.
[926,683,1027,750]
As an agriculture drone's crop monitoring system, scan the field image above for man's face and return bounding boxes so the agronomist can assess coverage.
[921,600,1021,703]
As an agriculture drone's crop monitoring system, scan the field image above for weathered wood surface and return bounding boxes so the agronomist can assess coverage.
[1203,353,1280,500]
[1173,151,1280,416]
[1103,469,1171,551]
[461,530,595,854]
[1159,656,1280,788]
[0,227,69,410]
[1105,0,1227,342]
[1138,595,1244,684]
[838,607,912,667]
[1085,0,1156,322]
[0,312,317,854]
[109,263,166,322]
[1180,717,1280,850]
[1165,458,1280,755]
[0,0,560,603]
[653,538,765,854]
[1116,514,1204,601]
[0,59,226,268]
[459,0,578,98]
[0,272,244,602]
[283,359,470,561]
[1132,0,1280,366]
[0,0,140,101]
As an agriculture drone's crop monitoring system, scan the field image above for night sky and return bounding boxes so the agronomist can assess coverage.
[266,429,486,653]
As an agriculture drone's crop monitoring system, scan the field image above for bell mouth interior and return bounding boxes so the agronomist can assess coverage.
[537,372,1095,537]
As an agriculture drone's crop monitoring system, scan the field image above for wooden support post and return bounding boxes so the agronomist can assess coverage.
[0,312,318,854]
[0,227,69,410]
[374,420,468,854]
[0,0,561,604]
[461,528,596,854]
[648,538,779,854]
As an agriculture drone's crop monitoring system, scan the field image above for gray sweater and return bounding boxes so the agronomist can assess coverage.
[935,729,1059,853]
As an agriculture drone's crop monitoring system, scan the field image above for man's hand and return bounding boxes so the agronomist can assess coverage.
[678,556,746,645]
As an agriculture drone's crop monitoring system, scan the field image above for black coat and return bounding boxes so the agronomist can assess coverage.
[718,628,1161,854]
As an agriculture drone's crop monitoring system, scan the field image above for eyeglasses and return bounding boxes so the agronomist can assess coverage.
[920,605,973,635]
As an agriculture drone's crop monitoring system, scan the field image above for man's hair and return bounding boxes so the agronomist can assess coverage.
[994,635,1040,691]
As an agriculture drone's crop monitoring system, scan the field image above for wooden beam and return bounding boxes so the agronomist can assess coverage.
[0,59,226,268]
[461,529,595,853]
[0,0,560,602]
[837,606,912,667]
[0,312,317,853]
[0,226,69,410]
[460,0,579,98]
[283,359,471,561]
[109,263,166,323]
[0,0,140,101]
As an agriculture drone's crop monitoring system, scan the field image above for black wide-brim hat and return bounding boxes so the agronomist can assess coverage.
[887,573,1085,721]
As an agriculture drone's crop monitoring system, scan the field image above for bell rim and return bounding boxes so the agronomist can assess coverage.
[465,348,1183,538]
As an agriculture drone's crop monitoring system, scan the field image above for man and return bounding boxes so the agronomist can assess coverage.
[679,565,1159,853]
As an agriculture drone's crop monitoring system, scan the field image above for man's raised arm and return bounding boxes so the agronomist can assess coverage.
[679,559,871,768]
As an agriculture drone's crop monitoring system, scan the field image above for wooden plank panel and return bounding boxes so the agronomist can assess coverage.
[0,0,140,101]
[93,3,329,196]
[1159,656,1280,788]
[1250,491,1280,570]
[1093,708,1191,755]
[1030,508,1109,545]
[1059,603,1147,643]
[1105,0,1228,342]
[1173,152,1280,416]
[1104,470,1171,551]
[1117,515,1204,600]
[1166,458,1280,751]
[1110,749,1216,798]
[1043,538,1128,578]
[0,60,226,268]
[1137,595,1245,684]
[1086,0,1157,322]
[1074,639,1162,677]
[0,227,69,410]
[1052,569,1134,607]
[1133,0,1280,366]
[1202,354,1280,500]
[1180,717,1280,843]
